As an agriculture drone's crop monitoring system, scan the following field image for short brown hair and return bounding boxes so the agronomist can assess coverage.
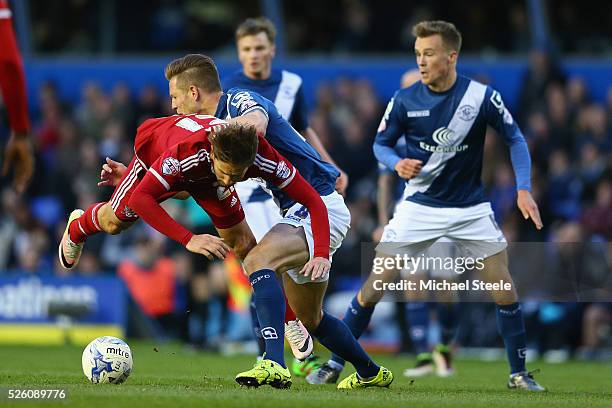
[235,17,276,43]
[412,20,462,52]
[164,54,221,93]
[211,124,259,167]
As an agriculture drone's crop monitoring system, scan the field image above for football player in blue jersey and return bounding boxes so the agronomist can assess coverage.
[161,54,392,389]
[371,69,460,379]
[308,21,545,391]
[224,17,348,374]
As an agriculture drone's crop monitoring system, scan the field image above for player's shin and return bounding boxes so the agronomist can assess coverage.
[249,296,265,357]
[68,202,104,243]
[329,294,375,368]
[313,312,379,379]
[496,302,527,374]
[249,269,286,367]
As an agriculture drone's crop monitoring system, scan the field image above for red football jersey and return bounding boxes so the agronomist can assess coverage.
[148,132,297,194]
[133,114,227,170]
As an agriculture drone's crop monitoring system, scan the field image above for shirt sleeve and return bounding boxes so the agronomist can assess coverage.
[128,146,194,246]
[289,85,309,132]
[226,90,270,119]
[373,91,406,171]
[484,87,532,191]
[247,137,330,258]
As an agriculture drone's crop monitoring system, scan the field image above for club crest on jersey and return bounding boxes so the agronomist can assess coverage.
[161,157,181,175]
[217,185,235,201]
[276,161,291,179]
[457,105,478,121]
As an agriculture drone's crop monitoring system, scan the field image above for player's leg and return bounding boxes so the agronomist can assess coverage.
[449,206,544,391]
[313,201,440,383]
[58,157,142,269]
[280,269,392,389]
[480,251,543,390]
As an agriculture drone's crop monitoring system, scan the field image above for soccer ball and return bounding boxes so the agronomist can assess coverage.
[82,336,133,384]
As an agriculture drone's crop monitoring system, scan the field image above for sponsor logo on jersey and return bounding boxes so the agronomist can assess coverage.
[457,104,478,121]
[419,127,468,153]
[276,161,291,179]
[230,196,238,207]
[407,110,430,117]
[161,157,181,175]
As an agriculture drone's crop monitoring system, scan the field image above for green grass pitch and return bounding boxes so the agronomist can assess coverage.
[1,342,611,407]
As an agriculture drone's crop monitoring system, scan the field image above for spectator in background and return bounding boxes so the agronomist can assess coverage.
[118,233,182,338]
[517,48,565,124]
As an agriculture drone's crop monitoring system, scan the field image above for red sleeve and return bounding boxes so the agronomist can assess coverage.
[0,11,30,132]
[128,151,194,246]
[249,138,329,258]
[282,172,330,259]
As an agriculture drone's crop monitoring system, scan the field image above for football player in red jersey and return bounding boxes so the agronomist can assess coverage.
[0,0,34,193]
[58,114,253,268]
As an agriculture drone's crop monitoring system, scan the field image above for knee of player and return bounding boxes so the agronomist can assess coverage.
[233,235,256,261]
[243,244,276,274]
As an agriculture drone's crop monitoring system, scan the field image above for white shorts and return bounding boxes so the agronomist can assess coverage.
[235,179,282,242]
[377,201,507,260]
[280,191,351,284]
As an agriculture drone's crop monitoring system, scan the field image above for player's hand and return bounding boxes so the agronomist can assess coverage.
[395,158,423,180]
[335,169,349,196]
[2,131,34,194]
[517,189,543,230]
[299,257,331,281]
[98,157,127,187]
[186,234,231,260]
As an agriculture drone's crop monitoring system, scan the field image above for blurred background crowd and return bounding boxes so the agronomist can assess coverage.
[0,0,611,361]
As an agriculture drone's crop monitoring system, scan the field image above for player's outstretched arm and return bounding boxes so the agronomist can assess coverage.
[281,172,331,280]
[517,189,543,230]
[372,172,394,242]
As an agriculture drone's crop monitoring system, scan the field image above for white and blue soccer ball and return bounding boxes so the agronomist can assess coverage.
[82,336,133,384]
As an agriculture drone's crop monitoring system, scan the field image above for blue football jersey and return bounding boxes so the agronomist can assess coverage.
[215,88,339,209]
[374,75,529,208]
[223,69,309,132]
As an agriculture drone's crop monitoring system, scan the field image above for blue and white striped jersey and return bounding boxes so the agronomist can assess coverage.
[215,88,339,210]
[223,69,309,132]
[374,75,531,208]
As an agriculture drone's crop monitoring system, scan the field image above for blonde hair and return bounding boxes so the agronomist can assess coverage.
[164,54,221,93]
[412,20,462,52]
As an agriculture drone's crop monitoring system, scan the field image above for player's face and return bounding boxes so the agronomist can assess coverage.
[414,35,456,87]
[212,156,249,187]
[237,32,275,80]
[169,77,199,115]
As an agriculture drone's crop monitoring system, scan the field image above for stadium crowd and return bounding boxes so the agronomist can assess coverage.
[0,48,611,358]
